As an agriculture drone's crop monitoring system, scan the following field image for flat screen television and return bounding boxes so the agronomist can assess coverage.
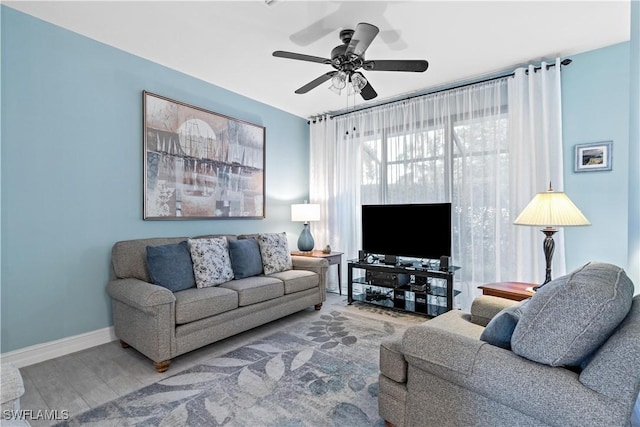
[361,203,452,260]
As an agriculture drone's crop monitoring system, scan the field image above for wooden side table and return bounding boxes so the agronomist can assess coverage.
[477,281,536,301]
[291,250,344,295]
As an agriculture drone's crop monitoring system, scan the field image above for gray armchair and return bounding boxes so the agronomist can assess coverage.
[0,363,30,426]
[379,262,640,427]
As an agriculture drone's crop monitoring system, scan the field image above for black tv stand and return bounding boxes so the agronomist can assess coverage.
[347,259,460,317]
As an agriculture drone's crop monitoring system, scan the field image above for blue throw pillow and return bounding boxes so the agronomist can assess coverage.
[480,299,530,350]
[228,238,263,279]
[146,241,196,292]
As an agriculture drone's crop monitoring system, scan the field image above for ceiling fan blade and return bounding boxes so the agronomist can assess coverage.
[345,23,379,57]
[273,50,332,65]
[363,59,429,72]
[295,72,336,94]
[359,78,378,101]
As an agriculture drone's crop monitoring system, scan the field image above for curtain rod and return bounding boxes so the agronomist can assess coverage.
[316,58,572,122]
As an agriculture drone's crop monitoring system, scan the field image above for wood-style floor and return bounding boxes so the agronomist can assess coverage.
[17,292,423,427]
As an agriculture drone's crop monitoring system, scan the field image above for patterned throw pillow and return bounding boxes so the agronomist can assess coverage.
[188,237,234,288]
[257,232,292,275]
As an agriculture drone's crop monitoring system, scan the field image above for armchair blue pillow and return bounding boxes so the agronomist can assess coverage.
[146,241,196,292]
[480,298,530,350]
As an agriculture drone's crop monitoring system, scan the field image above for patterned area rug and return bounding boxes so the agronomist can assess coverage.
[58,308,422,426]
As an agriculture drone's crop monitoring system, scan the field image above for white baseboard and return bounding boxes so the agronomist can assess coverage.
[0,327,116,368]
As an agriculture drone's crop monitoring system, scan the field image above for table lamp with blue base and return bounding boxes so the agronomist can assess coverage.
[291,202,320,252]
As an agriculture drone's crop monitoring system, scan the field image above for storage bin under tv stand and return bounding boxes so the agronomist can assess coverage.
[347,260,459,317]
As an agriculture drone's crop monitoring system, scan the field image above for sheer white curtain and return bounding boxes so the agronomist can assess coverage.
[308,115,334,252]
[308,116,336,292]
[311,81,510,309]
[309,59,565,308]
[448,81,512,310]
[509,59,565,283]
[309,113,361,279]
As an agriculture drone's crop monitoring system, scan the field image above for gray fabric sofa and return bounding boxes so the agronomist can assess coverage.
[379,262,640,427]
[107,235,328,372]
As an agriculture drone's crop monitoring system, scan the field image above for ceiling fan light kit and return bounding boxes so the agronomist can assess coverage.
[329,71,347,94]
[350,73,368,94]
[273,22,429,101]
[328,70,368,95]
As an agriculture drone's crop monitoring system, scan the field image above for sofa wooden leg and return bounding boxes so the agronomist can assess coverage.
[314,303,323,310]
[154,360,171,373]
[119,339,130,348]
[384,421,396,427]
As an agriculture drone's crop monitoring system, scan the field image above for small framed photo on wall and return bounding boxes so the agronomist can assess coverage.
[574,141,612,173]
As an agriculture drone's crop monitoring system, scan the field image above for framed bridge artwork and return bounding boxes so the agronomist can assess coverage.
[143,91,265,219]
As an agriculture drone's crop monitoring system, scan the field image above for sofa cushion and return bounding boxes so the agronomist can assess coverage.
[174,286,239,324]
[192,234,238,241]
[511,262,634,366]
[267,269,318,294]
[219,276,284,306]
[188,237,234,288]
[257,232,292,275]
[480,298,530,350]
[579,295,640,400]
[112,237,187,281]
[228,238,263,279]
[146,241,196,292]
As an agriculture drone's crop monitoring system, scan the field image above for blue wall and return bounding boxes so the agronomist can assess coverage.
[1,7,310,352]
[562,42,635,285]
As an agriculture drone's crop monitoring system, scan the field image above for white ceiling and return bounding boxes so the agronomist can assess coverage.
[5,1,631,119]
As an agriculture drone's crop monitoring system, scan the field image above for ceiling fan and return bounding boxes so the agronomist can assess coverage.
[273,22,429,101]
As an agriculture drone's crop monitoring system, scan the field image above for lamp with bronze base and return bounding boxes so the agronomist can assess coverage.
[513,183,590,290]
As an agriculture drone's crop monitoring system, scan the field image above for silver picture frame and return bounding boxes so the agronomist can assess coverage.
[574,141,612,173]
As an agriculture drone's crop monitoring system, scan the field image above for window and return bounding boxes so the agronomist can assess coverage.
[356,80,514,284]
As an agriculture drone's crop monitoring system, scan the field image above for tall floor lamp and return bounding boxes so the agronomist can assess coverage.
[291,202,321,252]
[513,184,590,289]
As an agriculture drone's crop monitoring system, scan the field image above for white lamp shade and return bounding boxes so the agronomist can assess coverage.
[291,203,320,222]
[514,190,590,227]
